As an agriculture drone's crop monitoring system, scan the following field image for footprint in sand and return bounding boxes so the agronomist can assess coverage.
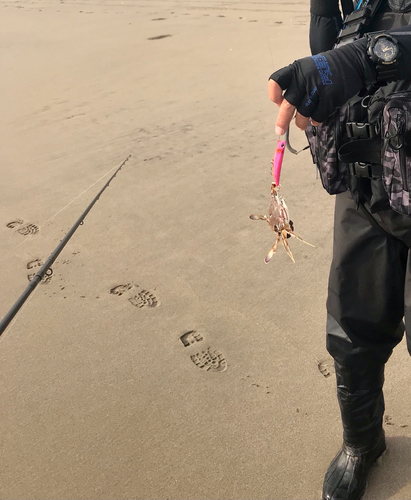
[128,289,159,308]
[26,259,53,285]
[384,414,395,426]
[6,219,24,229]
[18,224,39,235]
[318,358,335,378]
[27,258,43,270]
[6,219,39,235]
[180,330,204,347]
[110,284,133,296]
[179,330,227,372]
[110,283,160,308]
[190,348,227,372]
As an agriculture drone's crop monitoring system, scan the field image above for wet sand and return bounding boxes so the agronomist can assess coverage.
[1,1,410,498]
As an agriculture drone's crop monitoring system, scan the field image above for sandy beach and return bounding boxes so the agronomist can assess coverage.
[1,1,410,498]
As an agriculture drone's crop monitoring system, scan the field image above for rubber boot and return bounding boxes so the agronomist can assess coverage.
[322,360,387,500]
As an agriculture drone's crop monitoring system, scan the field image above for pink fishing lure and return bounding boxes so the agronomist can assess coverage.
[272,140,286,186]
[249,137,314,262]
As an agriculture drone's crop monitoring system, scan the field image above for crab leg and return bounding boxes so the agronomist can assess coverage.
[264,233,281,263]
[249,214,268,221]
[286,230,315,247]
[281,232,296,263]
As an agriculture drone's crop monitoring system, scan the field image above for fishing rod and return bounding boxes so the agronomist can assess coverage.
[0,154,131,337]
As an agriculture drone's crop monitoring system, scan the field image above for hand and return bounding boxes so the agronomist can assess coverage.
[268,79,321,136]
[268,39,371,136]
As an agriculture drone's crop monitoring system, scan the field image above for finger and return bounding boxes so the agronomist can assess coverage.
[268,79,284,107]
[295,112,309,131]
[276,98,296,136]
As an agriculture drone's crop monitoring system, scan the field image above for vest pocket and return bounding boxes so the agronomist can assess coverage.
[381,92,411,216]
[305,105,349,195]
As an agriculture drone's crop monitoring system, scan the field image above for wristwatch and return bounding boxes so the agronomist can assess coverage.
[366,33,400,83]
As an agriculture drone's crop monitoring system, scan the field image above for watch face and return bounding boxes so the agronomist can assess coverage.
[374,38,398,63]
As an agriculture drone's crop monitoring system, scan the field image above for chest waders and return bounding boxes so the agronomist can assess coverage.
[311,2,411,500]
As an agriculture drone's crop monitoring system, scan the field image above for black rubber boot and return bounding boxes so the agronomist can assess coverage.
[322,360,387,500]
[322,430,386,500]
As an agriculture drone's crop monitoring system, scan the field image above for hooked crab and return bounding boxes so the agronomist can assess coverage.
[250,182,314,263]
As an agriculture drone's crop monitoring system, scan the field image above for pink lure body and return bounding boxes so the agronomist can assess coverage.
[273,140,286,186]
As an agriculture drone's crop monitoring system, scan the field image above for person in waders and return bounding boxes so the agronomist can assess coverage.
[268,1,411,499]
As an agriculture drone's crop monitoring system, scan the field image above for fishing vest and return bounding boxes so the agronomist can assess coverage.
[305,0,411,216]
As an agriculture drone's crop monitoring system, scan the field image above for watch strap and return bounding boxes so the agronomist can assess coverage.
[375,61,399,82]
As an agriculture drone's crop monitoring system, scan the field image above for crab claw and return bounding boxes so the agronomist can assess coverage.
[250,214,267,221]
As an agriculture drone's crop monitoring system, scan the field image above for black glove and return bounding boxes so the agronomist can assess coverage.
[269,38,375,123]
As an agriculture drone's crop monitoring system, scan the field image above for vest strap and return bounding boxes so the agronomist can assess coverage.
[335,0,385,46]
[338,137,382,164]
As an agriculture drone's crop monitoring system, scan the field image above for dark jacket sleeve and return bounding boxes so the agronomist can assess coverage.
[335,25,411,85]
[309,0,342,54]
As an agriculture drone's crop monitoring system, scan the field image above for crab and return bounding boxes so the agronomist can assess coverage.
[250,182,314,263]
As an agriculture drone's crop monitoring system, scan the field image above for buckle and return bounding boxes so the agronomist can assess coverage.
[346,122,378,139]
[343,6,371,25]
[335,5,372,46]
[338,23,363,40]
[336,26,362,45]
[349,162,382,178]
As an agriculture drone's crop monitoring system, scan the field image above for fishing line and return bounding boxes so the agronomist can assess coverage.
[265,19,309,156]
[0,157,130,264]
[0,155,131,338]
[265,21,276,70]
